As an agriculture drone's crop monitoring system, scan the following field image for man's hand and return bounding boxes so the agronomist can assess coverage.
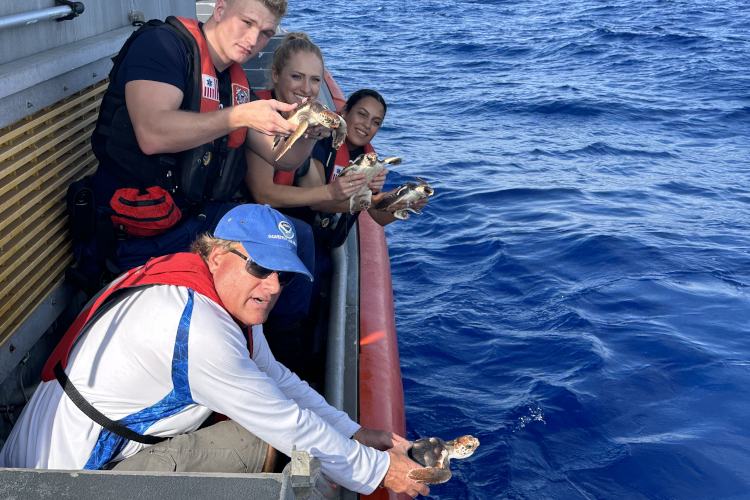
[352,427,407,451]
[383,440,430,498]
[239,99,299,137]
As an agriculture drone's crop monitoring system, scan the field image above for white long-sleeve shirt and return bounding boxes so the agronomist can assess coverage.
[0,285,389,493]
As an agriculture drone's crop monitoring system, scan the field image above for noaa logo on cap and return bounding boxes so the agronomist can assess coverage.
[278,221,294,239]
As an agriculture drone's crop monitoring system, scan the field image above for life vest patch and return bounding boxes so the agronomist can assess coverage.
[233,84,250,105]
[330,164,345,183]
[202,74,219,102]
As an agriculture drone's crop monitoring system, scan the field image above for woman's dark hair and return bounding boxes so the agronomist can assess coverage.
[344,89,387,118]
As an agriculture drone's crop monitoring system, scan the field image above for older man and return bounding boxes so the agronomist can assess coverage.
[0,205,428,497]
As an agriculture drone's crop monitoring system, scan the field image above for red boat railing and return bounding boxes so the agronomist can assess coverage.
[358,212,409,500]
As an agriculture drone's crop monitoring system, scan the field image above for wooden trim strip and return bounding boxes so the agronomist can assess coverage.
[0,126,94,200]
[0,215,68,270]
[0,150,96,216]
[0,252,72,346]
[0,82,106,147]
[0,99,101,168]
[0,241,72,321]
[0,161,96,237]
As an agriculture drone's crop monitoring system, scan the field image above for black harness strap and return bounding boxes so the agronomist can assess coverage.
[53,361,167,445]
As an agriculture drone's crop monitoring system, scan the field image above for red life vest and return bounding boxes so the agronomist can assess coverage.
[327,142,376,184]
[42,253,253,382]
[177,17,249,149]
[254,90,297,186]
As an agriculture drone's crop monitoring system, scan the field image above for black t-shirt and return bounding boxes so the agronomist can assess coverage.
[94,26,233,206]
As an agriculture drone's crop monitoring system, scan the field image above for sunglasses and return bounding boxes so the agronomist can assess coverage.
[229,249,295,287]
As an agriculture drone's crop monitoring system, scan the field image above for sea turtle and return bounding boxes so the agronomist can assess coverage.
[407,435,479,485]
[273,100,347,161]
[375,176,434,220]
[339,153,402,214]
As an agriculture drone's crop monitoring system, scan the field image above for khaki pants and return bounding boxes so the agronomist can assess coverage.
[111,420,270,473]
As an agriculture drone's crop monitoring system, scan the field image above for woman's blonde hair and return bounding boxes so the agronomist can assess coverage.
[268,32,324,88]
[190,233,241,264]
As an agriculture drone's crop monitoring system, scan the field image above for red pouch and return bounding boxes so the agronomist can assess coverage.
[110,187,182,237]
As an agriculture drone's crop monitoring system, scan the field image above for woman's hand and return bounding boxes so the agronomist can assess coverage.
[302,124,333,140]
[328,173,367,201]
[383,193,430,213]
[368,169,388,194]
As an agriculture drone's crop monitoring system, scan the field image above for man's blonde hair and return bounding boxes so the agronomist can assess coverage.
[226,0,287,18]
[190,233,241,264]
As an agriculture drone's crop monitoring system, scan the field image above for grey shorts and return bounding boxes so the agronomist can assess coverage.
[111,420,269,473]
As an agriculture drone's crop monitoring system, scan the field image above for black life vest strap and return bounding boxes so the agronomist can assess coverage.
[53,361,167,445]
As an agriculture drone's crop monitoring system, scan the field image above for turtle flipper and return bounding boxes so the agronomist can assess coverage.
[407,467,452,485]
[383,157,403,166]
[393,210,411,220]
[410,208,423,215]
[359,190,373,211]
[376,190,404,211]
[332,118,347,150]
[275,121,310,162]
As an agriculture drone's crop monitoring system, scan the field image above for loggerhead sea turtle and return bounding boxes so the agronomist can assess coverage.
[375,176,434,220]
[407,435,480,485]
[338,153,402,214]
[273,100,347,161]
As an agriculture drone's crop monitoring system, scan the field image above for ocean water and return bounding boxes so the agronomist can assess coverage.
[288,1,750,498]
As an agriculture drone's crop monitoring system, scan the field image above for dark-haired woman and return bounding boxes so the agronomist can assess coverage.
[308,89,430,239]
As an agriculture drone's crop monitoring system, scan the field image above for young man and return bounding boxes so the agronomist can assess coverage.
[0,205,429,498]
[87,0,320,271]
[79,0,322,357]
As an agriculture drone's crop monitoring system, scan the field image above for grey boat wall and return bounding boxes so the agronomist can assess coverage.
[0,1,195,130]
[0,1,359,498]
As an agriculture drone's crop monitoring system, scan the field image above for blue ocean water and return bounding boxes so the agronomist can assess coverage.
[289,1,750,498]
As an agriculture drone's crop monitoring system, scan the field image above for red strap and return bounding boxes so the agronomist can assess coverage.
[273,170,295,186]
[174,17,249,147]
[330,143,376,183]
[254,89,273,100]
[42,253,231,382]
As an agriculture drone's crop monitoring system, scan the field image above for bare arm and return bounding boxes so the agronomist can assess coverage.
[125,80,299,155]
[244,150,365,208]
[307,158,368,213]
[367,191,399,226]
[245,121,334,173]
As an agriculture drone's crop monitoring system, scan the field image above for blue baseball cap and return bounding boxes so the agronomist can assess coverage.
[214,205,313,281]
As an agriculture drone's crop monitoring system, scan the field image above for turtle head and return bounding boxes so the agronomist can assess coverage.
[317,109,341,129]
[451,435,479,458]
[363,152,380,165]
